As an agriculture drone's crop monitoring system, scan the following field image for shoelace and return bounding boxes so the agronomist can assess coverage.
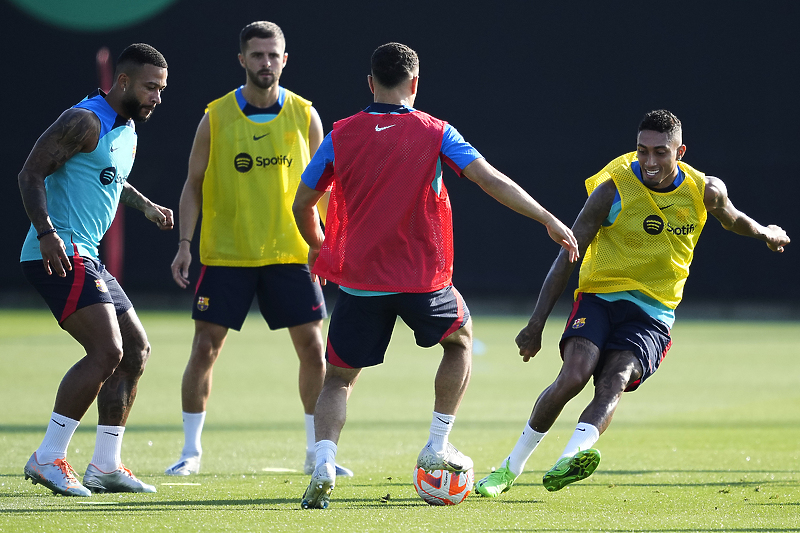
[119,464,135,478]
[52,458,80,483]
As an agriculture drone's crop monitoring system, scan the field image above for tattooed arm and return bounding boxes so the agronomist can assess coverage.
[18,108,100,276]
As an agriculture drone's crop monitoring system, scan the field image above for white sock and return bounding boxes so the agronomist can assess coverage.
[428,412,455,453]
[91,425,125,472]
[505,422,547,476]
[181,411,206,458]
[559,422,600,459]
[305,414,315,456]
[314,440,337,471]
[36,412,80,464]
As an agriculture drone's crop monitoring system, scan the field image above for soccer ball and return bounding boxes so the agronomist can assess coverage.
[412,465,474,506]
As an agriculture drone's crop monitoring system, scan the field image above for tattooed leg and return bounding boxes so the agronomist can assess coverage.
[96,309,151,426]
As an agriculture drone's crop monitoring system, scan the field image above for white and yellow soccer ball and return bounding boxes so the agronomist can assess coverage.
[412,465,474,506]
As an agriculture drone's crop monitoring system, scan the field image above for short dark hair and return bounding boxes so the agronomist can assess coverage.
[240,21,285,53]
[639,109,682,141]
[371,42,419,89]
[116,43,167,74]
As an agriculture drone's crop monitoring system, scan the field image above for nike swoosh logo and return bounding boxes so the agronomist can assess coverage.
[110,146,119,152]
[657,203,675,210]
[253,133,270,140]
[312,303,323,311]
[103,432,120,437]
[52,419,66,427]
[576,427,586,432]
[375,124,396,132]
[436,417,451,425]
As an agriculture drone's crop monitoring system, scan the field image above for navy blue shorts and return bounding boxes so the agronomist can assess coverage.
[21,257,132,324]
[192,263,326,331]
[560,293,672,391]
[326,285,470,369]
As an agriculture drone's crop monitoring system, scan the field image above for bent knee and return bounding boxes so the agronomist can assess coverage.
[119,341,151,377]
[440,318,472,349]
[91,346,125,379]
[554,368,592,397]
[191,333,225,365]
[295,336,325,364]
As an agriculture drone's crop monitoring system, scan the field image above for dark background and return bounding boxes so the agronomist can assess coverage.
[2,0,797,315]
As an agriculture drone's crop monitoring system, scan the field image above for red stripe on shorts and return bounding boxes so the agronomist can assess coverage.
[60,249,85,323]
[660,339,673,364]
[439,286,465,342]
[325,338,355,369]
[564,292,584,332]
[195,265,207,295]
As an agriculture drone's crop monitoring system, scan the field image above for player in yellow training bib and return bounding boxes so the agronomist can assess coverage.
[166,21,352,479]
[477,109,789,497]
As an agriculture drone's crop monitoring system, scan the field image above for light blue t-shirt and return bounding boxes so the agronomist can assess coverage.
[20,90,137,261]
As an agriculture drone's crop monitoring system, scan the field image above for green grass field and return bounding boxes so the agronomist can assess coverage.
[0,309,798,532]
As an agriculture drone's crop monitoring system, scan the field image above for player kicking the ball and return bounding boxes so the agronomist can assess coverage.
[476,109,789,497]
[293,42,578,509]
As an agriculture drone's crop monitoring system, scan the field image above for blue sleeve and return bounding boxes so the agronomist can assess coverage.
[440,124,482,174]
[301,132,335,190]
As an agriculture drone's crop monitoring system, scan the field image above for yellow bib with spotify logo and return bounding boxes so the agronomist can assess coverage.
[577,152,707,309]
[200,89,312,266]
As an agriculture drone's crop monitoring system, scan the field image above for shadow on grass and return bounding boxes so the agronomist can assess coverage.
[601,469,799,476]
[0,495,492,512]
[483,473,796,491]
[4,418,799,433]
[486,527,800,533]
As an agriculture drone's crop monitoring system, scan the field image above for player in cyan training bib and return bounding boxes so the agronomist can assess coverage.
[19,43,172,496]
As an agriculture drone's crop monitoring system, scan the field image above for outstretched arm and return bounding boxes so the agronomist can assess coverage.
[462,158,579,262]
[704,176,789,252]
[18,108,100,276]
[516,179,616,361]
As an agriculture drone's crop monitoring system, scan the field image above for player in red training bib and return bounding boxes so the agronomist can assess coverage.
[293,42,579,509]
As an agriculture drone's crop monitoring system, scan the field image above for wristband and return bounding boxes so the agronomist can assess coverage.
[37,228,57,240]
[179,238,191,245]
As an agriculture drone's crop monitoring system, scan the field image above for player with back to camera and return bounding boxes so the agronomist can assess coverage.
[165,21,352,478]
[19,43,172,496]
[476,109,790,497]
[293,42,580,509]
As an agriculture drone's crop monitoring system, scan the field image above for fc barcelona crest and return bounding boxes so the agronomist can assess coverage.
[571,317,586,329]
[197,296,210,311]
[95,279,109,293]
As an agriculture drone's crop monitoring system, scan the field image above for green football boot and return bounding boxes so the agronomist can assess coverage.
[475,459,517,497]
[542,448,601,492]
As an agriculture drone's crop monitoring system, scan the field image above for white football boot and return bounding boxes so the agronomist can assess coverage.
[164,456,201,476]
[24,452,91,497]
[417,442,473,473]
[301,463,336,509]
[83,464,156,493]
[304,450,354,477]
